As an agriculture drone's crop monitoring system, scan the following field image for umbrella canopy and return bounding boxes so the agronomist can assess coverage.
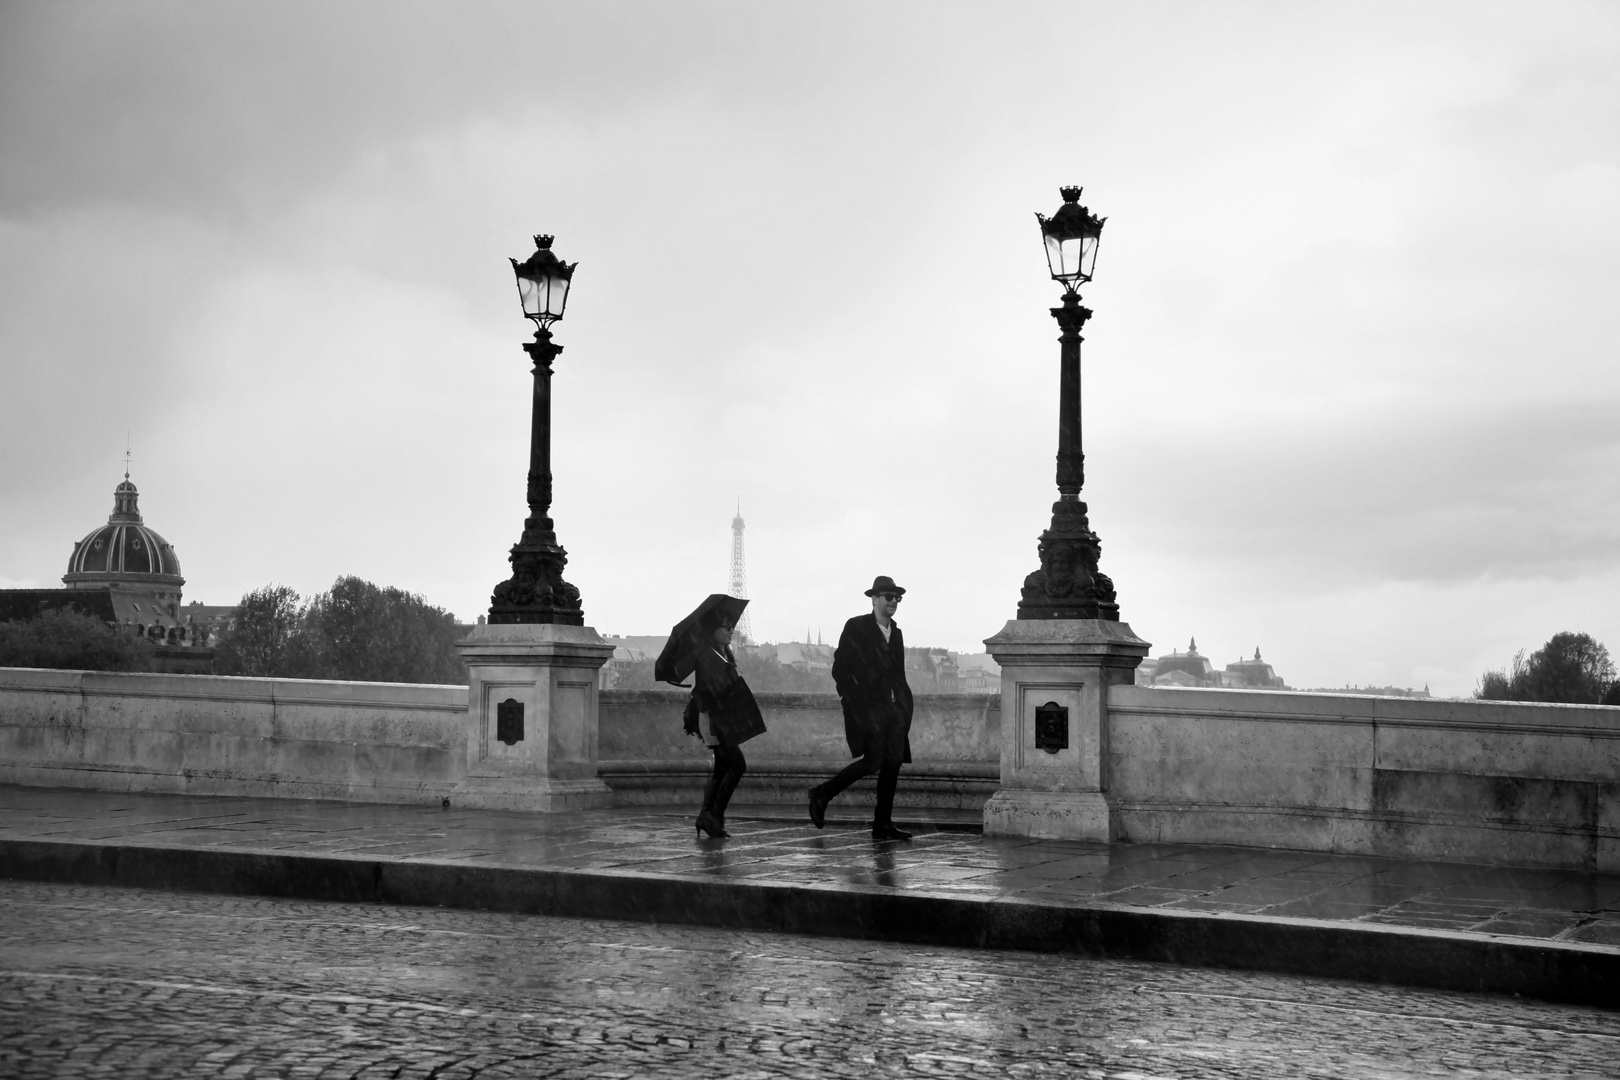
[654,594,750,686]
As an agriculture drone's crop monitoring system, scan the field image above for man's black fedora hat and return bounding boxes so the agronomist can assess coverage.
[864,575,906,597]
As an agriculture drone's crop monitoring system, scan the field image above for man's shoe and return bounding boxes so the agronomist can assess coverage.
[807,787,828,829]
[871,822,913,841]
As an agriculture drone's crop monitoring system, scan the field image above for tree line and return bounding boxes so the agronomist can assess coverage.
[0,577,468,683]
[1474,630,1620,705]
[214,577,467,684]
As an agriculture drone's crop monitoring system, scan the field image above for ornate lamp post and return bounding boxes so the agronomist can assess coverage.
[454,232,614,813]
[982,185,1148,842]
[488,234,584,625]
[1018,187,1119,621]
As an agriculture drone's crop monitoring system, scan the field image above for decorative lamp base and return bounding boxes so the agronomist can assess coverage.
[1017,498,1119,621]
[488,528,584,625]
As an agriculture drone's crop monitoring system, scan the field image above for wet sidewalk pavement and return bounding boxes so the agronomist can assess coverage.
[2,785,1618,1006]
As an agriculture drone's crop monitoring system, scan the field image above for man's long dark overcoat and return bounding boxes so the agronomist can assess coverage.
[831,613,913,765]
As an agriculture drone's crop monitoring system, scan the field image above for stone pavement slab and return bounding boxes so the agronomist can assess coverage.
[2,785,1618,1006]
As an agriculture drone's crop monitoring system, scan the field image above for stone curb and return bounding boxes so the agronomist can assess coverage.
[3,837,1616,1008]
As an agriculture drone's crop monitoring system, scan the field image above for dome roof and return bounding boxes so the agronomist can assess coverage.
[63,479,183,585]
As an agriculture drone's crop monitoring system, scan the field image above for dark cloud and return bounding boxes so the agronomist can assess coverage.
[0,1,996,219]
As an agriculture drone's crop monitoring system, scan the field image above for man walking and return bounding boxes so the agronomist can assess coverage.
[807,576,915,841]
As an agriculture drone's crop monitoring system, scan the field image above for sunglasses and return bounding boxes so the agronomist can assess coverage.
[877,594,902,602]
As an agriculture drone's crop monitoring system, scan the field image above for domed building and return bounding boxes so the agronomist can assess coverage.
[0,474,218,667]
[62,478,189,641]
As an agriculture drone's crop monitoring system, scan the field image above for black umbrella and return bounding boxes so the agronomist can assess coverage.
[654,594,750,686]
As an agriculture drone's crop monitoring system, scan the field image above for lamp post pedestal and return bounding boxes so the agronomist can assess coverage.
[452,623,615,811]
[982,619,1148,840]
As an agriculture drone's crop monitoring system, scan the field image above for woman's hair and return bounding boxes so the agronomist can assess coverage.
[700,613,736,637]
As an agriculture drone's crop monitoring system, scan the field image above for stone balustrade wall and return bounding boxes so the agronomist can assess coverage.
[0,667,468,804]
[1107,685,1620,871]
[0,669,998,811]
[2,667,1616,868]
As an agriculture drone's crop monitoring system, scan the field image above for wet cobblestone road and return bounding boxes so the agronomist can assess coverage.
[2,880,1617,1079]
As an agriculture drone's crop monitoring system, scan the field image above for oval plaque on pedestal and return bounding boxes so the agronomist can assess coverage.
[496,698,524,746]
[1035,701,1068,754]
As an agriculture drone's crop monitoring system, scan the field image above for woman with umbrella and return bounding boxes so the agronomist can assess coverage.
[655,594,766,838]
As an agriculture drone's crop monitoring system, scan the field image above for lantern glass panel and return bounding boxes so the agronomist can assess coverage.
[1077,233,1100,281]
[1043,233,1100,286]
[516,274,543,318]
[544,273,570,320]
[1043,233,1068,282]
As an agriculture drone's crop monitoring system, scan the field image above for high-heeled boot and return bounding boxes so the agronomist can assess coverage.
[696,758,726,837]
[710,763,744,837]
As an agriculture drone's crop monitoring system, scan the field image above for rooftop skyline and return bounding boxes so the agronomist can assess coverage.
[3,3,1619,696]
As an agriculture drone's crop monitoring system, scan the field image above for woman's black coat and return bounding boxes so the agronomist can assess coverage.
[692,645,766,746]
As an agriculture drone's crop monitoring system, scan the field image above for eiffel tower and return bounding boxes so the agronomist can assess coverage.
[729,502,754,645]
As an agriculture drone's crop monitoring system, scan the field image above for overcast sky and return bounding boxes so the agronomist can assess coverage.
[3,2,1619,695]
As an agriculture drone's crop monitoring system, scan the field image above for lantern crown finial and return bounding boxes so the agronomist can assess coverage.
[534,234,554,250]
[1059,185,1082,203]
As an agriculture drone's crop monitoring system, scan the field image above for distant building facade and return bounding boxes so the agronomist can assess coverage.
[955,652,1001,694]
[595,628,1008,696]
[1136,638,1288,689]
[774,640,835,676]
[1299,684,1432,699]
[1221,648,1287,689]
[182,602,237,645]
[1141,638,1217,687]
[905,646,961,693]
[600,643,651,690]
